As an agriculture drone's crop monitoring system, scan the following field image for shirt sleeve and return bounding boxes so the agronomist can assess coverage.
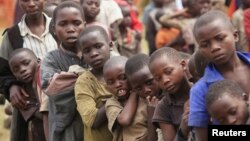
[0,32,18,99]
[75,73,99,128]
[188,79,210,127]
[105,97,123,132]
[152,98,172,127]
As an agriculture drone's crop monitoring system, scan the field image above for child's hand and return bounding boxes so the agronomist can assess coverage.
[9,85,29,110]
[146,96,159,107]
[179,100,190,138]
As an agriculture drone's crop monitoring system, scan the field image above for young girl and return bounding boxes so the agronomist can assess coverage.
[75,25,113,141]
[41,1,87,141]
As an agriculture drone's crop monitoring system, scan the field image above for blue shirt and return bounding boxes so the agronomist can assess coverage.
[188,52,250,127]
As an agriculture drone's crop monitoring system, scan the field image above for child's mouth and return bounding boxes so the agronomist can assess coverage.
[117,89,127,97]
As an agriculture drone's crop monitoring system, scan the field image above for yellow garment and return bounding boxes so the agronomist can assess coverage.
[75,70,113,141]
[105,97,148,141]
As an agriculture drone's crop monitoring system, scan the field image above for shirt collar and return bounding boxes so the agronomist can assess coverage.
[204,52,250,84]
[18,13,51,37]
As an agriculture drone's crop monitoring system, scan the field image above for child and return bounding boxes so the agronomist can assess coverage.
[149,47,191,141]
[116,2,141,58]
[188,10,250,141]
[0,0,57,140]
[81,0,112,39]
[75,25,113,141]
[41,2,87,141]
[206,80,250,125]
[9,48,45,141]
[104,56,144,141]
[125,53,162,141]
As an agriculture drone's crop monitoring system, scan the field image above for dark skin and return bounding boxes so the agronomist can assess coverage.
[104,59,139,126]
[149,57,191,141]
[46,6,85,140]
[194,18,250,141]
[79,30,111,128]
[127,65,159,141]
[10,0,46,109]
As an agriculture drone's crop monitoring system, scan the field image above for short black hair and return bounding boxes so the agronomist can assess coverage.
[103,56,128,73]
[125,53,150,76]
[9,48,37,65]
[206,80,245,108]
[150,47,182,65]
[52,1,85,25]
[193,10,234,39]
[179,52,191,60]
[78,25,110,46]
[194,50,209,77]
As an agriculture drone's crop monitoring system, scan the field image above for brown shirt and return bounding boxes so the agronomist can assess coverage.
[105,96,148,141]
[152,94,185,130]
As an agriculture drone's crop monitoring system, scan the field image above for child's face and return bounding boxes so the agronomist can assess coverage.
[104,64,129,100]
[195,19,238,66]
[54,7,85,48]
[208,94,249,125]
[121,6,131,27]
[149,56,186,94]
[19,0,44,15]
[9,52,37,84]
[128,66,159,98]
[190,0,211,16]
[82,0,100,20]
[80,31,110,70]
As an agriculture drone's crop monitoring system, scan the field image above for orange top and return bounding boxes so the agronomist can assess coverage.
[155,28,180,49]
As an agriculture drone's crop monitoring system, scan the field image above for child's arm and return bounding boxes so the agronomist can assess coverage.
[91,105,108,129]
[159,123,176,141]
[117,91,138,126]
[146,96,159,141]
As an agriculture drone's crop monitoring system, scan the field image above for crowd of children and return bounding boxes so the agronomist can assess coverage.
[1,0,250,141]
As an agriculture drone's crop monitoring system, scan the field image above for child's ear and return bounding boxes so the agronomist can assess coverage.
[233,29,239,42]
[109,41,114,51]
[242,93,249,101]
[180,59,187,70]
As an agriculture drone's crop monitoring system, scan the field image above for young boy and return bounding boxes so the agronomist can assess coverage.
[206,80,250,125]
[9,48,45,141]
[104,56,146,141]
[149,47,191,141]
[0,0,57,140]
[75,25,113,141]
[125,53,162,141]
[189,10,250,141]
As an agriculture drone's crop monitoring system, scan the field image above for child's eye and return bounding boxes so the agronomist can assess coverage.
[83,48,91,54]
[135,87,142,92]
[95,44,102,49]
[73,20,83,26]
[106,80,114,85]
[119,74,126,80]
[229,108,237,115]
[154,76,161,81]
[215,35,225,42]
[146,78,153,85]
[22,60,30,66]
[58,21,67,27]
[164,68,173,75]
[200,43,209,48]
